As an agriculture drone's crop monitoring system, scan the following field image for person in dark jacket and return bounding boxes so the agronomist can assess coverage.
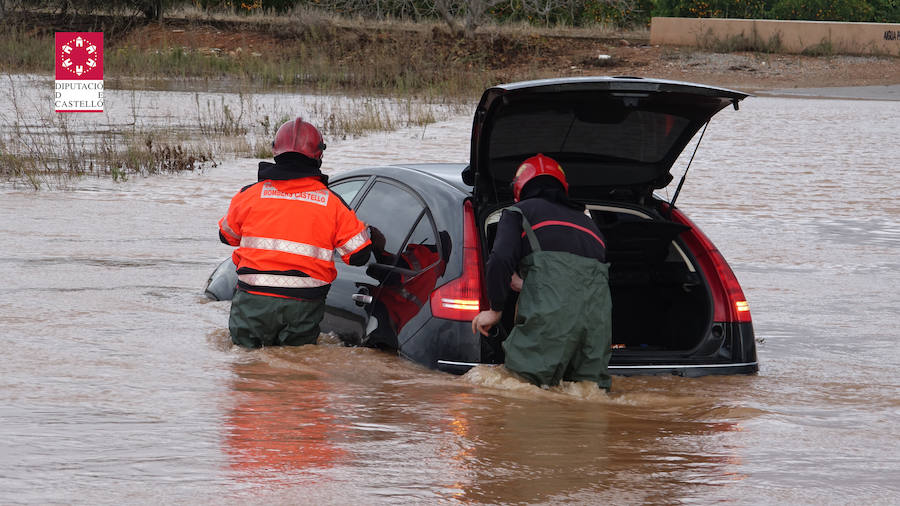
[471,153,612,389]
[218,117,372,348]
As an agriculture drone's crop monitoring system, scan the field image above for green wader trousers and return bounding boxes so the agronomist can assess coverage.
[501,208,613,389]
[229,290,325,348]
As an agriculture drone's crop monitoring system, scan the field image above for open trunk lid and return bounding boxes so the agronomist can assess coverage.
[463,77,749,204]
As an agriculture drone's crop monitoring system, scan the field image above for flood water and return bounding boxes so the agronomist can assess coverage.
[2,87,899,504]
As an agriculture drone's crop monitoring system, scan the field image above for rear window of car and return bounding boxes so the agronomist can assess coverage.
[489,106,690,165]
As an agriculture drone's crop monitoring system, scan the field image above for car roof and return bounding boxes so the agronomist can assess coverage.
[491,76,749,96]
[393,163,470,191]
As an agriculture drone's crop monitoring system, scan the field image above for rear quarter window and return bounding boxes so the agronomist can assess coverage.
[329,178,368,207]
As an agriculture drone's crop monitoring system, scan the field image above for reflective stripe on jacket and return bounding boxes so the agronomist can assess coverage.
[219,177,370,298]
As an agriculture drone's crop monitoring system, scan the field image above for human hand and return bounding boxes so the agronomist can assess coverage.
[472,309,502,336]
[510,273,523,292]
[368,225,386,251]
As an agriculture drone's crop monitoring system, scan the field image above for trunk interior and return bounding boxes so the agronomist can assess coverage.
[482,202,713,357]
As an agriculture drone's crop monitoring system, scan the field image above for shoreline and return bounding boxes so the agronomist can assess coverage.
[12,69,900,102]
[755,84,900,100]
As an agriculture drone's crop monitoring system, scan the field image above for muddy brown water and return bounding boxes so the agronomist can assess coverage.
[2,90,899,504]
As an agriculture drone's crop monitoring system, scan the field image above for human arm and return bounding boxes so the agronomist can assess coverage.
[484,210,524,310]
[218,190,249,247]
[333,197,373,266]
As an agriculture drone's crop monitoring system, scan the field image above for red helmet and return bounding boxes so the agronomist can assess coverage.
[511,153,568,202]
[272,117,326,160]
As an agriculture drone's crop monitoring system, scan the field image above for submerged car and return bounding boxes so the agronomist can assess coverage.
[206,77,758,377]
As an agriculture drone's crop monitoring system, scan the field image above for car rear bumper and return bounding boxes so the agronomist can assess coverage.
[436,359,758,377]
[607,361,758,377]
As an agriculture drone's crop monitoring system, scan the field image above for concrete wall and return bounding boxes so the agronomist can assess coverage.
[650,17,900,56]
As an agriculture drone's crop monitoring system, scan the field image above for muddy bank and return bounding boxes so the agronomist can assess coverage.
[121,19,900,94]
[631,49,900,94]
[120,13,900,93]
[9,10,899,97]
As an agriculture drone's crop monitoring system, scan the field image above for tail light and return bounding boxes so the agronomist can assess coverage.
[430,200,488,320]
[669,207,752,323]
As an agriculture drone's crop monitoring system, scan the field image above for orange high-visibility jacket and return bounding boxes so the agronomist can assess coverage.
[219,177,370,299]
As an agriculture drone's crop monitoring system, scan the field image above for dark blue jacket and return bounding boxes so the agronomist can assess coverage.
[485,194,606,311]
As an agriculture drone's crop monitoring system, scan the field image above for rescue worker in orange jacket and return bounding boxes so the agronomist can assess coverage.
[218,117,372,348]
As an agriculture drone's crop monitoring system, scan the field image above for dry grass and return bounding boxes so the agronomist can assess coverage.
[3,8,649,99]
[0,73,467,188]
[0,116,218,190]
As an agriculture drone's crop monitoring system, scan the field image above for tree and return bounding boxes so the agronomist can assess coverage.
[135,0,170,21]
[312,0,427,20]
[521,0,570,25]
[433,0,508,37]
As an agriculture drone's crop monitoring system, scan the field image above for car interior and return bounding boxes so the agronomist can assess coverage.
[482,202,713,355]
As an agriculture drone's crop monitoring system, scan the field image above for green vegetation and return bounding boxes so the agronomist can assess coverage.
[654,0,899,23]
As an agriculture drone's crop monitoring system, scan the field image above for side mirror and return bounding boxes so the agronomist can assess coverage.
[461,164,474,186]
[204,258,238,301]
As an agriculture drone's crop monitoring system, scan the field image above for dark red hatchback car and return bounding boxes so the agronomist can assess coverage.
[206,77,758,377]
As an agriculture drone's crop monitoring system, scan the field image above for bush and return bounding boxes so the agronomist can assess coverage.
[768,0,874,21]
[652,0,897,22]
[194,0,299,13]
[653,0,771,18]
[485,0,654,28]
[860,0,900,22]
[580,0,655,28]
